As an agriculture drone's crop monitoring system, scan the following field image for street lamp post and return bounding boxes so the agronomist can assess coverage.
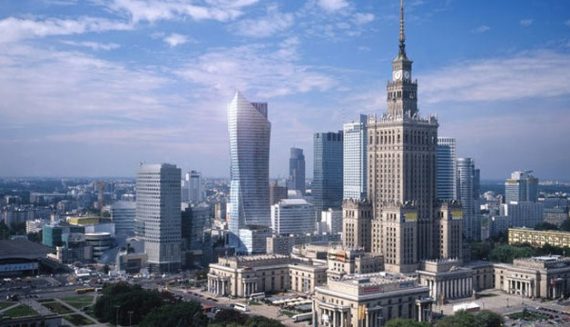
[114,305,120,326]
[128,310,133,326]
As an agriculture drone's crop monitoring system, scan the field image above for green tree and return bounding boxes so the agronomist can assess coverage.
[436,310,478,327]
[489,244,535,263]
[560,219,570,232]
[139,301,206,327]
[534,222,559,231]
[94,282,164,325]
[386,318,430,327]
[244,315,285,327]
[212,309,248,326]
[436,310,503,327]
[475,310,503,327]
[471,241,493,260]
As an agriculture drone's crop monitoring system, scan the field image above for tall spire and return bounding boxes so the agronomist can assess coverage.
[398,0,407,58]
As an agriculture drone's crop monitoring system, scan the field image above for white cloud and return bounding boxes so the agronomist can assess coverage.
[0,44,176,125]
[163,33,188,47]
[316,0,349,13]
[232,5,294,38]
[177,42,337,99]
[419,50,570,103]
[353,13,374,25]
[61,40,120,50]
[107,0,258,23]
[565,19,570,27]
[0,16,132,43]
[472,25,490,33]
[520,18,533,27]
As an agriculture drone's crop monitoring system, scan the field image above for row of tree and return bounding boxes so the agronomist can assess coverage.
[386,310,503,327]
[94,283,284,327]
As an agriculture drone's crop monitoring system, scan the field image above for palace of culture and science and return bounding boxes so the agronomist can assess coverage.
[367,0,461,273]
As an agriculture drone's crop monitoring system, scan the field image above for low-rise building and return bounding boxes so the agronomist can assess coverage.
[508,227,570,248]
[327,248,383,280]
[289,262,328,293]
[494,255,570,299]
[417,259,473,304]
[207,254,292,297]
[313,272,433,327]
[267,234,341,256]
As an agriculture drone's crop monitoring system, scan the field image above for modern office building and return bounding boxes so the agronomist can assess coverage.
[136,163,182,273]
[457,158,480,241]
[181,203,211,251]
[367,1,439,267]
[187,170,205,204]
[342,199,372,252]
[238,226,272,254]
[436,137,457,201]
[288,147,306,194]
[271,199,315,235]
[343,114,368,201]
[318,208,343,235]
[269,181,288,205]
[227,92,271,252]
[313,131,343,214]
[543,206,569,227]
[500,202,544,229]
[110,201,136,236]
[505,170,538,204]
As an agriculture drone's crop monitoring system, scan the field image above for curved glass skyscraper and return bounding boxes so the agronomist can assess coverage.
[227,91,271,251]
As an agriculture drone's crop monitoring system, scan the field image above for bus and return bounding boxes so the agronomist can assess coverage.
[293,312,312,322]
[231,303,249,312]
[249,292,265,300]
[76,287,95,294]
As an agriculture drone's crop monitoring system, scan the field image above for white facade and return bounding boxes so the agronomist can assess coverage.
[227,91,271,251]
[110,201,136,236]
[136,163,182,272]
[436,137,457,201]
[319,208,343,235]
[343,114,367,201]
[271,199,315,235]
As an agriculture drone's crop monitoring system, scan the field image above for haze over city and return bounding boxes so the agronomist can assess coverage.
[1,0,570,179]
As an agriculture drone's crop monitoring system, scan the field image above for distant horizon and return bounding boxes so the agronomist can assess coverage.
[1,176,570,185]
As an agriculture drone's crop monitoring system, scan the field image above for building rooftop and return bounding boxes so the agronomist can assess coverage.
[276,199,311,206]
[0,239,53,260]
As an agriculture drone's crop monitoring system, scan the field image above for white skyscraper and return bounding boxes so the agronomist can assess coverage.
[271,199,315,235]
[343,114,368,200]
[136,163,182,272]
[437,137,457,201]
[227,91,271,253]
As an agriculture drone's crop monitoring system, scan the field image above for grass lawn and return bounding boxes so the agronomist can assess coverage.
[42,301,74,314]
[64,314,94,326]
[3,304,38,318]
[61,295,93,309]
[0,302,16,310]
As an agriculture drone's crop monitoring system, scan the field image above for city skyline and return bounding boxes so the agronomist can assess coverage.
[1,1,570,179]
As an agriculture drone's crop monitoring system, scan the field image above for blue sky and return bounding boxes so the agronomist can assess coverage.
[1,0,569,180]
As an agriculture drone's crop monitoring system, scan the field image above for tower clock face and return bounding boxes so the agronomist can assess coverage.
[404,71,410,80]
[393,70,402,80]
